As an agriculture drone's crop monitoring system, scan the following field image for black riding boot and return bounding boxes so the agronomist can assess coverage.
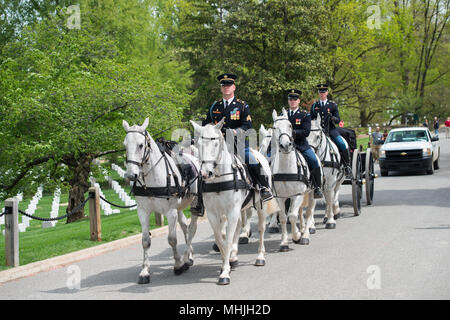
[249,164,273,202]
[190,176,204,216]
[311,167,323,199]
[340,149,352,177]
[190,195,204,216]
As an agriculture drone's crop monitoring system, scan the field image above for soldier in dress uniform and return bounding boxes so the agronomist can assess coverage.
[202,73,273,202]
[286,89,323,198]
[310,84,351,176]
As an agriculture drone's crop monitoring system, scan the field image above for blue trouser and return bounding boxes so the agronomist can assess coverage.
[301,148,319,169]
[332,135,348,152]
[245,146,258,168]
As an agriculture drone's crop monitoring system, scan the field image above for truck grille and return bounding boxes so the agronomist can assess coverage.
[386,149,422,160]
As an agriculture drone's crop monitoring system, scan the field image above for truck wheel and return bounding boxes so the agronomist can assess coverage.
[433,150,440,170]
[427,159,434,175]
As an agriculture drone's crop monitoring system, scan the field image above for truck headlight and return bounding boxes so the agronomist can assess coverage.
[380,150,385,158]
[422,148,431,156]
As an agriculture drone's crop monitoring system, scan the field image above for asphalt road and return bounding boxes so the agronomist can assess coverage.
[1,137,449,300]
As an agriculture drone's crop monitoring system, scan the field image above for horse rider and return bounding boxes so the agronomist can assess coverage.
[285,89,323,199]
[310,84,351,176]
[201,73,273,202]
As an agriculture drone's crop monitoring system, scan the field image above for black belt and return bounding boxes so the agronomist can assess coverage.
[273,173,308,185]
[132,185,184,198]
[322,160,340,169]
[202,179,250,193]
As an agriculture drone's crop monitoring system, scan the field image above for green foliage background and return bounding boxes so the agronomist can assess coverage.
[0,0,448,213]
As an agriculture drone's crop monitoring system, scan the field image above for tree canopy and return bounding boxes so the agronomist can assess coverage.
[0,0,193,221]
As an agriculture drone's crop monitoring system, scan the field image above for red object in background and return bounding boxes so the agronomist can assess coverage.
[339,120,344,127]
[445,120,450,127]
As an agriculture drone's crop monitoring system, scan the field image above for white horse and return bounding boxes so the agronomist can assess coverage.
[191,119,276,285]
[271,109,315,249]
[307,113,345,229]
[123,118,199,284]
[258,125,280,234]
[238,124,279,244]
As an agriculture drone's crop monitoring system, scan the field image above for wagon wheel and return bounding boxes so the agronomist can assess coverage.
[351,149,362,216]
[365,148,375,205]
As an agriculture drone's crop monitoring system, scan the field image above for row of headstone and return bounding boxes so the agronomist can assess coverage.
[42,188,61,228]
[19,186,44,232]
[2,189,39,235]
[108,177,136,209]
[111,163,126,179]
[101,163,136,209]
[96,182,120,215]
[111,163,134,187]
[89,176,120,216]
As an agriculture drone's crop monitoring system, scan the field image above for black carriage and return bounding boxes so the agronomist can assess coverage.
[336,127,376,216]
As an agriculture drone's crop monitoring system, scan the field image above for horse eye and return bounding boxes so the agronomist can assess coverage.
[139,144,144,149]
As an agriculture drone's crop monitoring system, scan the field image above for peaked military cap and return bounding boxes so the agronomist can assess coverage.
[317,83,329,92]
[217,73,237,85]
[287,89,302,98]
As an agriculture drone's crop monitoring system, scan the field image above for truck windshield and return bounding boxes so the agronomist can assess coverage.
[386,130,429,143]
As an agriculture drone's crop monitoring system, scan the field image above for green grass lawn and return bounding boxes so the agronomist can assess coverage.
[357,136,370,151]
[0,165,190,271]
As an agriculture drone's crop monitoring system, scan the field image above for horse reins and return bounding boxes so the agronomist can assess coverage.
[271,117,309,197]
[125,130,196,199]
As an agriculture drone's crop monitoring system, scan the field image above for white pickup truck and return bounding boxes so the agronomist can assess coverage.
[379,127,440,176]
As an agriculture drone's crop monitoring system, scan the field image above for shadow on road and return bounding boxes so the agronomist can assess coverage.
[370,187,450,208]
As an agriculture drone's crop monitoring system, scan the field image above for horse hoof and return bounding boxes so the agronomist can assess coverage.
[138,275,150,284]
[268,227,279,233]
[334,213,340,220]
[280,245,289,252]
[212,243,220,252]
[254,259,265,267]
[188,258,194,267]
[309,228,316,234]
[238,237,249,245]
[300,238,310,245]
[248,229,252,238]
[325,223,336,229]
[217,277,230,285]
[293,238,301,244]
[174,263,189,275]
[229,260,239,269]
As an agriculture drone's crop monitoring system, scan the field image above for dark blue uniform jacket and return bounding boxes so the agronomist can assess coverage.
[310,100,341,139]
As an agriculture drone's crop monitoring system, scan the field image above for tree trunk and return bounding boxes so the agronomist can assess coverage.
[66,155,92,223]
[359,108,368,127]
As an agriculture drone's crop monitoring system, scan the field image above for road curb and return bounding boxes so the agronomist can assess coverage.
[0,216,207,285]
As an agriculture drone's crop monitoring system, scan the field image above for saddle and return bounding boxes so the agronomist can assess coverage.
[132,138,198,198]
[155,137,198,186]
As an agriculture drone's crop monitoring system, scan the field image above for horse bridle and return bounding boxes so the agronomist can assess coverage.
[273,118,294,153]
[309,127,323,154]
[125,130,166,185]
[125,130,153,168]
[199,134,224,171]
